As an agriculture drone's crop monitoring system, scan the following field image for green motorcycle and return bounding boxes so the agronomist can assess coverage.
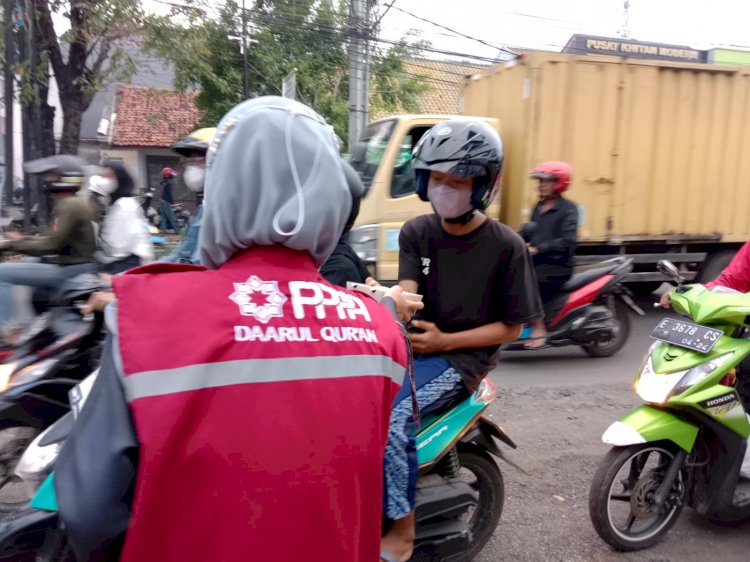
[589,260,750,551]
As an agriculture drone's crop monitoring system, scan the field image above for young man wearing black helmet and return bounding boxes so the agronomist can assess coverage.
[382,119,543,556]
[0,155,96,343]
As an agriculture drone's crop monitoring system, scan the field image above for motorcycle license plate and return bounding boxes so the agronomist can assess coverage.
[650,318,723,353]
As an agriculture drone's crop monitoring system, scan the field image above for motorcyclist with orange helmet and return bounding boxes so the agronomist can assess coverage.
[524,161,579,347]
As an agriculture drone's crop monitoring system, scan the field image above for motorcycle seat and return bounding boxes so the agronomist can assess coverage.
[562,262,621,292]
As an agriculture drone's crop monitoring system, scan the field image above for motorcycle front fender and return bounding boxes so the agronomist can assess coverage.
[603,405,699,452]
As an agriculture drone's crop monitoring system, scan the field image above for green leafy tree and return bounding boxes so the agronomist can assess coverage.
[146,0,429,143]
[35,0,146,154]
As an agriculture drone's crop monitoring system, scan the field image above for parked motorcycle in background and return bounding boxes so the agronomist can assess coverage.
[589,260,750,551]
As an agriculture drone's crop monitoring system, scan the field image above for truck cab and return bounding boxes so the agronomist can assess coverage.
[349,115,500,281]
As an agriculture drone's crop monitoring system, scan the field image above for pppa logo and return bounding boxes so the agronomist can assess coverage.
[228,276,288,324]
[289,281,371,322]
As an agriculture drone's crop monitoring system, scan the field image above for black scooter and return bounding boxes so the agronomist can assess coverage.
[0,274,104,512]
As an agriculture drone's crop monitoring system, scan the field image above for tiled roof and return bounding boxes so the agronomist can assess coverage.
[110,85,202,148]
[372,59,488,119]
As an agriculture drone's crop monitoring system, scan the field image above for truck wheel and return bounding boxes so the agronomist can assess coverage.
[698,251,736,284]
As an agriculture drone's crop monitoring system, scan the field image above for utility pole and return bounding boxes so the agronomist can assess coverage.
[362,0,371,132]
[3,0,15,209]
[348,0,366,152]
[618,0,631,40]
[16,0,32,231]
[242,0,249,99]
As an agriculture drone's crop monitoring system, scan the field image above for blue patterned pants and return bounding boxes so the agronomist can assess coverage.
[384,362,464,519]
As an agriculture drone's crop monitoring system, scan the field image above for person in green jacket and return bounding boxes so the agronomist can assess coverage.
[0,155,97,343]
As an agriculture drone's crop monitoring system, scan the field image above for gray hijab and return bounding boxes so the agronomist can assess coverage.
[199,96,351,269]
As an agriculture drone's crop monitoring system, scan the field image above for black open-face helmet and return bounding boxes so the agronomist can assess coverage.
[23,155,86,193]
[413,119,503,211]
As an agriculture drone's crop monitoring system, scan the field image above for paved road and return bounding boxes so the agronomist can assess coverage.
[474,302,750,561]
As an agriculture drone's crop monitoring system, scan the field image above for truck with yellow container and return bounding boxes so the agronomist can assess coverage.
[350,52,749,290]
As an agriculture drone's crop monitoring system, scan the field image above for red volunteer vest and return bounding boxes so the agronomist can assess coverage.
[113,246,407,562]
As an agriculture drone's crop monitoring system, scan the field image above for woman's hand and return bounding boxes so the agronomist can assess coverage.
[385,285,424,322]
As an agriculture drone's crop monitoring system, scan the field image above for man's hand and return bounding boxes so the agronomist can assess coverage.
[3,231,23,241]
[408,320,449,354]
[365,276,379,287]
[659,288,675,309]
[527,244,538,255]
[385,285,424,322]
[81,292,116,315]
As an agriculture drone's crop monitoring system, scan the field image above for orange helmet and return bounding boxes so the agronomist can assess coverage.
[531,161,572,193]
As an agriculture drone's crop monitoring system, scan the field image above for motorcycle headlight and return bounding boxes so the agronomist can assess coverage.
[634,356,686,404]
[3,358,58,392]
[635,352,734,405]
[671,353,734,397]
[0,362,18,392]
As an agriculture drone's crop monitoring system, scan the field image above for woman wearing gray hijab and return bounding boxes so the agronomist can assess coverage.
[55,96,420,562]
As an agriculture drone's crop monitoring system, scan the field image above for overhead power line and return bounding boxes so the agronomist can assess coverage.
[389,5,515,56]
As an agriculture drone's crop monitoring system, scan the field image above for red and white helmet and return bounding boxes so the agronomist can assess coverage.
[162,167,178,179]
[531,161,572,193]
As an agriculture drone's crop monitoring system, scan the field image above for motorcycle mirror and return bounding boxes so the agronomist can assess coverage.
[657,260,685,284]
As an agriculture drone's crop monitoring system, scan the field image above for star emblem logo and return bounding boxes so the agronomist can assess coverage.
[228,276,287,324]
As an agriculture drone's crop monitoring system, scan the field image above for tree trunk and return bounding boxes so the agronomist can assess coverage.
[59,97,83,155]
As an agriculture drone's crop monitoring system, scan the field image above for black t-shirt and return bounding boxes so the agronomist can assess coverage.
[399,214,543,389]
[320,240,371,288]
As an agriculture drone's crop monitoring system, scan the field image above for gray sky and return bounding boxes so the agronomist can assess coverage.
[378,0,750,61]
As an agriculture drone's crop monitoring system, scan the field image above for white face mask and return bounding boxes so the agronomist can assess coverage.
[90,175,117,195]
[184,165,205,193]
[428,183,473,219]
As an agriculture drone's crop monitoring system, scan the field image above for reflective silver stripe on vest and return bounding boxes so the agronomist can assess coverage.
[121,354,406,402]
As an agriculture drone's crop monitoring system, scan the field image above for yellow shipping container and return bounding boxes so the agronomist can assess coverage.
[462,52,750,243]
